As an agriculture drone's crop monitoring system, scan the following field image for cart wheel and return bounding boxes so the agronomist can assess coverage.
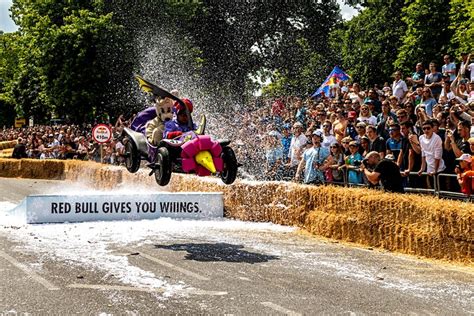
[221,146,238,185]
[124,138,140,173]
[155,147,172,186]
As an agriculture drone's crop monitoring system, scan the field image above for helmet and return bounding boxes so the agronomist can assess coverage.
[174,98,193,113]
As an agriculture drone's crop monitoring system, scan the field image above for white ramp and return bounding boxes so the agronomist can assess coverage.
[12,192,223,224]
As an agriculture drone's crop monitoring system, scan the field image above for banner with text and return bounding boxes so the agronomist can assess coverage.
[20,192,224,224]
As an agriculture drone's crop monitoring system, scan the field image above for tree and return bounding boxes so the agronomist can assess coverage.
[331,0,407,87]
[448,0,474,57]
[0,32,18,127]
[7,0,121,123]
[395,0,452,74]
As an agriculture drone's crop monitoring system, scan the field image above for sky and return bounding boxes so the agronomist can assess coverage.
[0,0,359,33]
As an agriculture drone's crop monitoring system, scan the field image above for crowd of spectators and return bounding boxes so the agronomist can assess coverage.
[2,53,474,195]
[1,117,132,165]
[209,53,474,195]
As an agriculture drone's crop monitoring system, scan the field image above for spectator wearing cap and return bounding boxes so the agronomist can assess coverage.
[386,123,403,161]
[295,130,330,184]
[392,71,408,102]
[339,141,363,184]
[287,122,307,175]
[346,111,358,139]
[361,151,404,193]
[455,153,474,195]
[363,90,382,115]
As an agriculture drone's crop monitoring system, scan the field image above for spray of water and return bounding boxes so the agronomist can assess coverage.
[132,27,267,180]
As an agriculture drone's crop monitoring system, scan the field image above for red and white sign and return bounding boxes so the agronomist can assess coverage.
[92,124,112,143]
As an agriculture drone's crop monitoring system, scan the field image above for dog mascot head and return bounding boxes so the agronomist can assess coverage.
[155,89,179,122]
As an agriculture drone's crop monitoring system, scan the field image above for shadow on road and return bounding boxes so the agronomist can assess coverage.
[154,242,279,263]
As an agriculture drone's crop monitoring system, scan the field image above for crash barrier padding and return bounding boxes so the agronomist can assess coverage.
[0,158,472,265]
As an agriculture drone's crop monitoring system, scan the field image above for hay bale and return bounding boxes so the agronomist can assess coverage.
[0,158,472,265]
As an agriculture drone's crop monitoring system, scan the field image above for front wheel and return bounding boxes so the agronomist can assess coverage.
[220,146,238,185]
[154,147,172,186]
[124,139,140,173]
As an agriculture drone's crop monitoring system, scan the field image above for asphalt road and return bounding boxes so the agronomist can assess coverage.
[0,177,473,315]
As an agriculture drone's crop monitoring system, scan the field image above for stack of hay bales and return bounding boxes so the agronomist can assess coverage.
[0,158,472,265]
[0,141,17,158]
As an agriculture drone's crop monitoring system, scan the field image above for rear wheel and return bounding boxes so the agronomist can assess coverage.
[124,139,140,173]
[221,146,238,185]
[154,147,172,186]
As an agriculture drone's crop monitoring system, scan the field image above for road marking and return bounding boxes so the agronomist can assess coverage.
[185,288,228,296]
[67,283,165,293]
[0,249,60,291]
[123,247,209,281]
[68,284,227,296]
[261,302,301,316]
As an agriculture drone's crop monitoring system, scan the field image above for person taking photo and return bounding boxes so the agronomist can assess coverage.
[360,151,405,193]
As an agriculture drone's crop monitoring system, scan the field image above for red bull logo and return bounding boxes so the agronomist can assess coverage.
[92,124,112,143]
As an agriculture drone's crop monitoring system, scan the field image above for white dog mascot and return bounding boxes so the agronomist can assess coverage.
[145,89,179,145]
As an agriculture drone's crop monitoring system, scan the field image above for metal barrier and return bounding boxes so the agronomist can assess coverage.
[436,173,473,201]
[403,172,438,196]
[287,164,471,201]
[318,168,471,201]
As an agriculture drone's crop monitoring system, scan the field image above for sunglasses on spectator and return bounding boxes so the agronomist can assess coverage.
[342,142,349,144]
[356,126,365,128]
[422,126,432,131]
[330,145,338,148]
[323,125,330,128]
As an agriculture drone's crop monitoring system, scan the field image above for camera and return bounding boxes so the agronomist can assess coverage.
[353,160,362,167]
[362,158,369,167]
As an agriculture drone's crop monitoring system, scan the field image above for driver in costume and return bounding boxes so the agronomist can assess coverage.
[163,98,197,139]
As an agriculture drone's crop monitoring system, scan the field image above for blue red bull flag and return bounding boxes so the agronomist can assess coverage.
[311,66,351,98]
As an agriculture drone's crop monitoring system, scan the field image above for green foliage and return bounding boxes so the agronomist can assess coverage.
[332,0,407,87]
[394,0,452,73]
[0,32,21,126]
[1,0,472,124]
[4,0,121,123]
[448,0,474,56]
